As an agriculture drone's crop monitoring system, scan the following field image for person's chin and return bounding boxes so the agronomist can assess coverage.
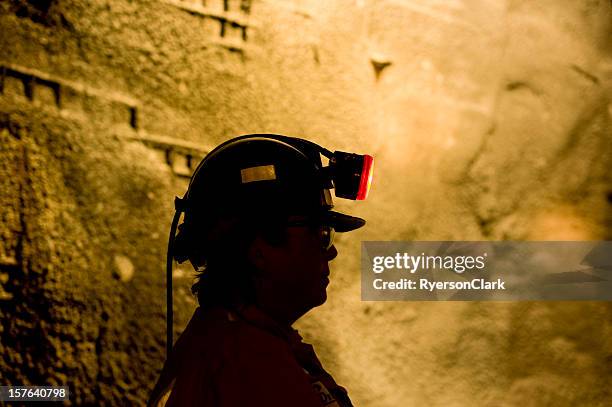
[313,289,328,307]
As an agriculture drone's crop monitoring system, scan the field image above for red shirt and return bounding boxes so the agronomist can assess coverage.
[149,306,353,407]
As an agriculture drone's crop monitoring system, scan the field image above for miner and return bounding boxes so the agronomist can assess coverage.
[148,134,372,406]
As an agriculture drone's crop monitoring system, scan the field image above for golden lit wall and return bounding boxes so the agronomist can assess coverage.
[1,0,610,405]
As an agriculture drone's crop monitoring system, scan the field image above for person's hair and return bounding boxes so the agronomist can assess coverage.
[175,212,288,308]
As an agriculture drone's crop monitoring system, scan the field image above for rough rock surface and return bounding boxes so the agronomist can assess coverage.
[0,0,610,406]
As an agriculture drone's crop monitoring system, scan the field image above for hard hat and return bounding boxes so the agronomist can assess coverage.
[178,134,369,234]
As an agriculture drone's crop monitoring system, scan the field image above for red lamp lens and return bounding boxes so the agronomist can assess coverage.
[356,155,374,200]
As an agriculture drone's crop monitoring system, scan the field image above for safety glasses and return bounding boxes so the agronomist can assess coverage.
[285,218,335,250]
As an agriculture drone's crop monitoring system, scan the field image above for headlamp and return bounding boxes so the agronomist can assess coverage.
[329,151,374,200]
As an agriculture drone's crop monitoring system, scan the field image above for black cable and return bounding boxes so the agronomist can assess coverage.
[166,203,182,357]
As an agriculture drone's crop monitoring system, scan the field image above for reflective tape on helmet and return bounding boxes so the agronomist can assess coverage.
[240,165,277,183]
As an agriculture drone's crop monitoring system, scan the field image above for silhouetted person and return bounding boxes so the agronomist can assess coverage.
[149,135,372,406]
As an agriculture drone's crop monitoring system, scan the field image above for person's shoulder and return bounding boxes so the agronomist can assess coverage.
[177,307,322,406]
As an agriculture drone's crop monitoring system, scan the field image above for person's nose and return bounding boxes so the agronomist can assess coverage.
[325,244,338,261]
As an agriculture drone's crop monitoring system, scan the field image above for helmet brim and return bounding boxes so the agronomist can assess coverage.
[322,211,366,232]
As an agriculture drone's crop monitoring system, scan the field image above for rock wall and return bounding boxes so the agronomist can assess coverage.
[0,0,610,405]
